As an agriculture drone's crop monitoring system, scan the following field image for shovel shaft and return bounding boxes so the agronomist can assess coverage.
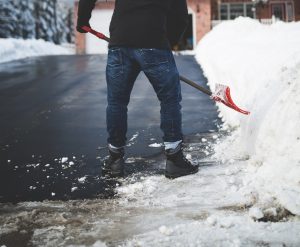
[179,75,212,96]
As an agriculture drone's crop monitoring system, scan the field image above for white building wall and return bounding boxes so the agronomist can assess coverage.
[86,9,113,54]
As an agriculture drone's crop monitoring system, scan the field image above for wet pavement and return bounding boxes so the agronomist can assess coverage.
[0,55,221,202]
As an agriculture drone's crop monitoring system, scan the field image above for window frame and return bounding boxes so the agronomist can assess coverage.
[219,2,256,20]
[286,2,294,22]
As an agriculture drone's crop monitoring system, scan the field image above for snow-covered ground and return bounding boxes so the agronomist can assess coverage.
[1,18,300,247]
[0,38,73,64]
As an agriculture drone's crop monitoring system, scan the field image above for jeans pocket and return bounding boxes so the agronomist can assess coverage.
[140,49,169,65]
[107,48,123,79]
[140,49,170,77]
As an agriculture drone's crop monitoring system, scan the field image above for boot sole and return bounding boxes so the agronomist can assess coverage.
[165,167,199,179]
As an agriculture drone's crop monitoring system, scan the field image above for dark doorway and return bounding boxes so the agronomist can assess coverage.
[175,14,194,51]
[271,3,285,20]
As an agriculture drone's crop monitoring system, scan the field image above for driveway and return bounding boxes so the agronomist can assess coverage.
[0,54,220,202]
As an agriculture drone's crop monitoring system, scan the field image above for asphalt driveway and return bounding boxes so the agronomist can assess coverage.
[0,54,220,202]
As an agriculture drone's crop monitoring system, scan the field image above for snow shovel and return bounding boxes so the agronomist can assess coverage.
[82,26,250,115]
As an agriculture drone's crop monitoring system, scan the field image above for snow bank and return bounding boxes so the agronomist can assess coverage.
[0,38,73,63]
[196,17,300,215]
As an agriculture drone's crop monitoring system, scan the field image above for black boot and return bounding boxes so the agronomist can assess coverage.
[102,146,125,178]
[165,144,198,179]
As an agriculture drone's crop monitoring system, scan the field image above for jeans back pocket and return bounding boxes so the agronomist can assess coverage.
[107,48,123,79]
[139,49,170,77]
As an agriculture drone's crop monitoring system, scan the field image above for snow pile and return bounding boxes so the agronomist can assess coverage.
[0,38,72,63]
[196,17,300,215]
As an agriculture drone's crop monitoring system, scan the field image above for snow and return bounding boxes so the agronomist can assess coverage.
[206,215,217,226]
[249,207,264,220]
[78,176,87,184]
[158,225,173,236]
[0,17,300,247]
[128,133,139,142]
[0,38,73,64]
[127,132,139,147]
[71,187,78,192]
[90,241,107,247]
[196,17,300,216]
[61,157,68,163]
[148,143,163,148]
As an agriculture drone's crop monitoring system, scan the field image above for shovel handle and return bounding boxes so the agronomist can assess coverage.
[179,75,212,96]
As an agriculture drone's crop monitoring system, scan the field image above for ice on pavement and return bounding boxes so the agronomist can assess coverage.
[1,18,300,246]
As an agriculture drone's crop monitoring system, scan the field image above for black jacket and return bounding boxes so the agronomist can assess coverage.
[77,0,188,49]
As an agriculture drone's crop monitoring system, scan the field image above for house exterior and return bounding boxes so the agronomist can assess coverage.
[212,0,300,22]
[75,0,300,54]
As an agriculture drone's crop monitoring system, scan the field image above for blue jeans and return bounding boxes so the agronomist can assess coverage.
[106,47,182,147]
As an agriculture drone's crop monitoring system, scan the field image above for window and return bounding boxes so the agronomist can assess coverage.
[246,4,255,19]
[286,3,294,22]
[230,4,244,20]
[220,4,229,20]
[272,4,285,20]
[219,3,255,20]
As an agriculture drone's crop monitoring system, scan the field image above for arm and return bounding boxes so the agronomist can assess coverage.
[77,0,97,33]
[166,0,189,47]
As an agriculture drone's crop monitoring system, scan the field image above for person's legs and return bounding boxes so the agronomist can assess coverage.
[134,48,198,178]
[106,47,140,148]
[135,48,183,145]
[103,47,140,177]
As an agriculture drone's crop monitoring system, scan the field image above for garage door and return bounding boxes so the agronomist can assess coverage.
[86,9,113,54]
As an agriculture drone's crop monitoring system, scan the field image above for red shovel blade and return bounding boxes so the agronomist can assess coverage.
[211,84,250,115]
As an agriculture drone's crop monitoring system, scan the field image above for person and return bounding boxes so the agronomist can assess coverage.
[77,0,198,179]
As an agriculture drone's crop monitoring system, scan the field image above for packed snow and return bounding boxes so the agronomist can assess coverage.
[0,38,73,63]
[196,17,300,216]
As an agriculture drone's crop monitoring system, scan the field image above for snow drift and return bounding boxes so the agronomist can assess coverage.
[0,38,72,63]
[196,17,300,215]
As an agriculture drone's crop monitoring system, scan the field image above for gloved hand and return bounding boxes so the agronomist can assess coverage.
[76,20,91,33]
[76,22,90,33]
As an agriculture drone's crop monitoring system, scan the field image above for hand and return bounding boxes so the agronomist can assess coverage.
[76,23,90,33]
